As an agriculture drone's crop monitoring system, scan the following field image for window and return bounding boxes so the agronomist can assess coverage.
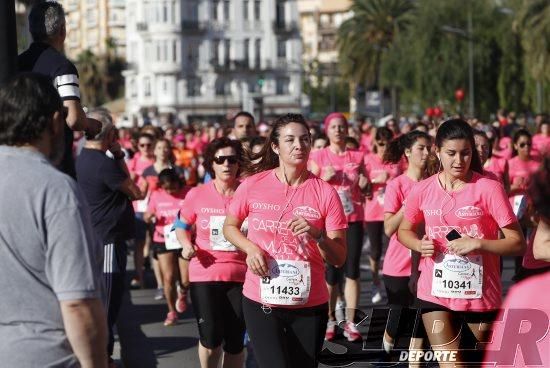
[277,39,286,58]
[276,77,289,95]
[156,41,161,61]
[163,2,168,22]
[243,0,249,20]
[275,1,285,26]
[223,0,230,21]
[188,77,201,97]
[212,0,219,20]
[173,40,178,62]
[144,77,151,97]
[254,0,260,20]
[224,39,230,66]
[130,78,137,98]
[215,79,227,96]
[255,39,261,67]
[243,39,249,67]
[211,39,220,65]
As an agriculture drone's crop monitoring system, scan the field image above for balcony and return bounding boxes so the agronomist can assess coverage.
[210,59,258,73]
[272,20,299,35]
[182,20,207,34]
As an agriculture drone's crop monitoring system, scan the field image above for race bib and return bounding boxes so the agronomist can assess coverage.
[163,224,181,250]
[209,215,237,251]
[376,187,385,206]
[260,259,311,305]
[337,188,354,215]
[512,195,528,220]
[431,253,483,299]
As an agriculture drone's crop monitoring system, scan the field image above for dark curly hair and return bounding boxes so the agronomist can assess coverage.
[243,113,310,176]
[0,73,63,145]
[203,137,244,179]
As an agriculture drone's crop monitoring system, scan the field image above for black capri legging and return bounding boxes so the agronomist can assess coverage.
[383,274,425,339]
[326,221,364,284]
[190,282,246,354]
[243,297,328,368]
[365,221,387,262]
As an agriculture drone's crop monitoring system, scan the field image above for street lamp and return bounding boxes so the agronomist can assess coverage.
[441,1,475,117]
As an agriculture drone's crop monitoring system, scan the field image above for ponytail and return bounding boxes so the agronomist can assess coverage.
[384,130,431,164]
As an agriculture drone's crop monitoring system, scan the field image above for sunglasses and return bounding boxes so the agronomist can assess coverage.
[213,155,238,165]
[518,142,531,148]
[139,143,152,148]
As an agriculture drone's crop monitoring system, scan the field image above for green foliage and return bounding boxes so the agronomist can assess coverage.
[303,59,350,115]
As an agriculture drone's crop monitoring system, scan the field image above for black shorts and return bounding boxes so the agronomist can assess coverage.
[190,282,246,354]
[415,298,498,324]
[243,297,328,368]
[152,242,180,259]
[326,221,364,284]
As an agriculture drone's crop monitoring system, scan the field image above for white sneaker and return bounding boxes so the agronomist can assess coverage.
[371,287,382,304]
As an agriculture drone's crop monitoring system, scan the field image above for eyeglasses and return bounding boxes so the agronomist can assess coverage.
[213,155,238,165]
[518,142,531,148]
[139,143,152,148]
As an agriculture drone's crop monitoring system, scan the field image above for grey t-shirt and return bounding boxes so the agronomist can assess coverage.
[0,146,103,367]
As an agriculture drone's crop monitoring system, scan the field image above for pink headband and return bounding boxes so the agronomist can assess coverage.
[324,113,348,134]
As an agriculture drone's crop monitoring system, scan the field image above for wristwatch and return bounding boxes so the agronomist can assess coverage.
[314,230,326,243]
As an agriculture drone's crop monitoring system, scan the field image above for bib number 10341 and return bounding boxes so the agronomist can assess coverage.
[431,253,483,299]
[260,260,311,305]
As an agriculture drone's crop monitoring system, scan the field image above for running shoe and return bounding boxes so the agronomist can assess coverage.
[130,277,141,289]
[154,288,165,300]
[343,321,362,342]
[164,311,178,326]
[325,320,337,341]
[371,286,383,304]
[175,289,187,313]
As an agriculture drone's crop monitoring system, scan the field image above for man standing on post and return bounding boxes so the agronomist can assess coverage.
[0,74,107,367]
[18,1,101,179]
[76,108,143,366]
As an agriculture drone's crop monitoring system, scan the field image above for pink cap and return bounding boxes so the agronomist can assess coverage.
[324,113,348,134]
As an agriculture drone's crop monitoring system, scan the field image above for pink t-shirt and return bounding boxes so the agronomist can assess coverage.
[483,272,550,367]
[179,181,247,283]
[532,133,550,155]
[496,137,513,159]
[310,148,365,222]
[360,133,373,154]
[382,174,417,277]
[127,155,154,178]
[522,227,550,269]
[228,169,348,308]
[507,156,540,196]
[147,187,190,243]
[483,157,507,184]
[364,153,404,222]
[403,172,517,311]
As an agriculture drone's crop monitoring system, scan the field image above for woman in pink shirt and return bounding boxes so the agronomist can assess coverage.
[382,130,431,353]
[508,129,541,198]
[144,169,190,326]
[364,126,403,303]
[309,113,370,342]
[224,114,347,368]
[532,120,549,157]
[175,138,248,368]
[398,119,526,365]
[473,130,510,190]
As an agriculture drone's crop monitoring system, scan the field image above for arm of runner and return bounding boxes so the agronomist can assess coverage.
[398,219,434,257]
[384,209,404,238]
[60,298,108,368]
[309,159,321,176]
[533,218,550,261]
[287,216,347,267]
[175,227,197,260]
[447,222,526,256]
[223,214,268,277]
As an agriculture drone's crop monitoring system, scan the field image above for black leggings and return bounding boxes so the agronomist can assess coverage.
[365,221,387,262]
[190,282,246,354]
[383,274,425,339]
[326,221,364,284]
[243,297,328,368]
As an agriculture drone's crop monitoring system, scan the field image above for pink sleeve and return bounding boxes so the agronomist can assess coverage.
[404,184,424,225]
[486,181,516,228]
[384,180,402,213]
[323,185,348,231]
[228,179,250,221]
[127,157,136,173]
[179,188,198,224]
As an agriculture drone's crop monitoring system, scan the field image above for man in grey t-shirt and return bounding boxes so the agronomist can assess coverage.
[0,74,107,367]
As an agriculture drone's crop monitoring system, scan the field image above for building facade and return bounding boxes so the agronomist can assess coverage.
[61,0,126,61]
[124,0,302,124]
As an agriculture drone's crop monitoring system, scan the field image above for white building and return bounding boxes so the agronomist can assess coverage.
[124,0,303,124]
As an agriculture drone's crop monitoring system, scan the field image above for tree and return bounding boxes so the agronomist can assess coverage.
[76,49,103,107]
[337,0,414,113]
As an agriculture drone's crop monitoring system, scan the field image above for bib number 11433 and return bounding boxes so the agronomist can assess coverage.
[260,260,311,305]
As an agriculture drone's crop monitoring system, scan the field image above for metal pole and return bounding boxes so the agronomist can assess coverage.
[467,1,475,117]
[0,0,18,86]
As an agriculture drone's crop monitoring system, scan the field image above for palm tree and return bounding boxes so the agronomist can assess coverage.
[337,0,414,113]
[76,49,103,106]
